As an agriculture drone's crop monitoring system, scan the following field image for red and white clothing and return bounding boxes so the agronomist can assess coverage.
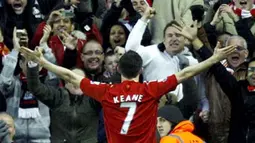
[229,2,255,18]
[80,75,178,143]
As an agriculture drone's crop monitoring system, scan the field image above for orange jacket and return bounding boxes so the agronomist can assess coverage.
[160,120,204,143]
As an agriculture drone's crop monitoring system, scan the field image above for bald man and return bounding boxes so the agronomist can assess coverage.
[0,112,15,143]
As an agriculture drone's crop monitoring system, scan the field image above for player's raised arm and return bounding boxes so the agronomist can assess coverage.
[168,19,236,83]
[20,47,83,88]
[20,47,109,102]
[175,44,236,83]
[125,6,155,52]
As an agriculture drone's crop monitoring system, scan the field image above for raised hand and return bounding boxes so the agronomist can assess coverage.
[12,27,21,50]
[141,6,156,22]
[210,8,222,26]
[219,4,238,21]
[40,25,52,45]
[213,41,222,55]
[20,46,44,63]
[219,4,233,14]
[61,31,78,50]
[173,20,198,41]
[213,42,236,61]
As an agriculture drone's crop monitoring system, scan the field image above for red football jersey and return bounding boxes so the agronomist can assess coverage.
[80,75,178,143]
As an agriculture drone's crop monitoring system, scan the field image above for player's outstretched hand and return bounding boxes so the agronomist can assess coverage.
[213,41,236,61]
[20,46,45,63]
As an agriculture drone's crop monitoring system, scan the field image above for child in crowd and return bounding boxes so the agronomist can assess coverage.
[103,51,118,79]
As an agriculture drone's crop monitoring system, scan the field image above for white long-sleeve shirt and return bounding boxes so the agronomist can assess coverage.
[125,19,198,101]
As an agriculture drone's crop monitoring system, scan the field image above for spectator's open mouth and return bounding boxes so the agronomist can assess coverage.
[170,42,179,47]
[137,9,144,14]
[113,39,121,45]
[88,58,100,68]
[12,2,24,13]
[58,27,68,33]
[231,56,240,61]
[239,0,248,9]
[229,54,241,65]
[239,1,247,5]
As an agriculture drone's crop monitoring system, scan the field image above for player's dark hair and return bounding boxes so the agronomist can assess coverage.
[118,51,142,79]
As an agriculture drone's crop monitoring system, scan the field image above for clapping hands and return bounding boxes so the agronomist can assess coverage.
[61,31,78,50]
[40,25,52,45]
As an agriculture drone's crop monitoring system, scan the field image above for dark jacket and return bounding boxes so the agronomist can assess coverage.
[203,22,219,49]
[27,65,99,143]
[238,80,255,143]
[197,46,247,143]
[0,92,6,112]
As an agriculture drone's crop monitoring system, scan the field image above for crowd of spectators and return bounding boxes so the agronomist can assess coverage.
[0,0,255,143]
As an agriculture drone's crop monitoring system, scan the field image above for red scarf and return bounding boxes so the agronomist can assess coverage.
[248,85,255,92]
[229,2,255,18]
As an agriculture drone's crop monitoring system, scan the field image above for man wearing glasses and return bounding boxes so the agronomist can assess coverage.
[221,35,249,75]
[192,34,255,142]
[80,39,105,81]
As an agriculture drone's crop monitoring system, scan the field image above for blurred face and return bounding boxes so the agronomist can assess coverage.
[234,0,253,10]
[106,0,112,9]
[52,16,73,36]
[109,25,126,49]
[7,0,27,15]
[114,46,125,60]
[131,0,148,15]
[0,115,15,140]
[65,69,85,95]
[157,117,172,137]
[81,41,104,72]
[247,62,255,86]
[226,38,248,69]
[163,26,185,55]
[104,55,118,74]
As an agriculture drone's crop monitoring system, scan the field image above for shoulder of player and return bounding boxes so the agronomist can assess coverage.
[143,78,168,84]
[89,80,113,87]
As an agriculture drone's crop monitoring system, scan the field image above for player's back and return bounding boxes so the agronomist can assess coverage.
[80,75,178,143]
[102,75,177,143]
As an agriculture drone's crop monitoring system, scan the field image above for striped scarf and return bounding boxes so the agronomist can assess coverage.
[229,2,255,18]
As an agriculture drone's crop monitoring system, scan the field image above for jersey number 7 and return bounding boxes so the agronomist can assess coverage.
[120,102,137,135]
